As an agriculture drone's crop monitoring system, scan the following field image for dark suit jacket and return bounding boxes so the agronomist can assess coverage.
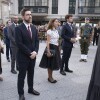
[94,27,100,37]
[8,23,16,47]
[15,23,39,62]
[3,27,10,46]
[61,23,75,47]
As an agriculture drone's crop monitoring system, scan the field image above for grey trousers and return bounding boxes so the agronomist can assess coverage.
[11,47,19,71]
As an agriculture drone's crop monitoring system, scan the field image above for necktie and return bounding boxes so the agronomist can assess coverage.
[28,26,32,38]
[70,24,73,31]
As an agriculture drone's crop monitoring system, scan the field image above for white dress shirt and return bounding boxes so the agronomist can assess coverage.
[47,29,59,46]
[23,22,32,38]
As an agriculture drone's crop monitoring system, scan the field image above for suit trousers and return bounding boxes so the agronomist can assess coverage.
[6,44,12,60]
[61,46,72,71]
[17,59,36,95]
[93,36,99,46]
[11,47,18,71]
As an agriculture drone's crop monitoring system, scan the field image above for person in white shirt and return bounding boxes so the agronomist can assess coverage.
[39,18,61,83]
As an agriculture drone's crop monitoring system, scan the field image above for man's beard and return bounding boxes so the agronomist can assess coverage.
[24,18,32,24]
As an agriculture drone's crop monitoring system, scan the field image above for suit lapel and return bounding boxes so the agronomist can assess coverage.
[12,23,15,31]
[65,23,72,33]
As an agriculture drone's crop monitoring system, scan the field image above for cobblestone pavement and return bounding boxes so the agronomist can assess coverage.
[0,42,97,100]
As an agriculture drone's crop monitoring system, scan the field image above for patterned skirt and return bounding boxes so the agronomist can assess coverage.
[39,44,61,70]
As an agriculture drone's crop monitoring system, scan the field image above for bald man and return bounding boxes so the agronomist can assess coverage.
[8,16,19,74]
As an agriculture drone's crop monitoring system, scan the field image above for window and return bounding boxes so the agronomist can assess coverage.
[30,0,35,6]
[52,0,58,14]
[24,0,29,6]
[95,0,100,6]
[78,0,100,14]
[36,0,42,6]
[18,0,48,13]
[69,0,76,14]
[42,0,48,6]
[24,0,48,6]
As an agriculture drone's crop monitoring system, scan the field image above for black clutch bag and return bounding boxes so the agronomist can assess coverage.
[44,48,56,57]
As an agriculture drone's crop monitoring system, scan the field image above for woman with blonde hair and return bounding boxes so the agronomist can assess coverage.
[39,18,61,83]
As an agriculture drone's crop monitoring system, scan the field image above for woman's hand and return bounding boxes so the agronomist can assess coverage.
[47,51,52,57]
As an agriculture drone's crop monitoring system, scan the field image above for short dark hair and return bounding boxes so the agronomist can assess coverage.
[65,14,73,21]
[20,8,31,16]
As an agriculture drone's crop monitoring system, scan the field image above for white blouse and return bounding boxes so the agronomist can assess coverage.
[47,29,59,46]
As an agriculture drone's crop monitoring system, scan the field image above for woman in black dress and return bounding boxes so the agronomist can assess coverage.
[86,36,100,100]
[39,18,61,83]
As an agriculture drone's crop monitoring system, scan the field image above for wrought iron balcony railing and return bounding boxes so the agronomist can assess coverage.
[78,6,100,14]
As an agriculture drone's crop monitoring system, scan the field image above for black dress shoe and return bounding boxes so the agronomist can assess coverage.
[65,69,73,73]
[0,77,3,81]
[60,71,66,75]
[11,70,17,74]
[79,59,84,62]
[7,59,10,62]
[48,78,57,83]
[19,95,25,100]
[28,89,40,95]
[84,59,87,62]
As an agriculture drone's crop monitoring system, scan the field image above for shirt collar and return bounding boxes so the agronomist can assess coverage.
[67,22,72,26]
[13,22,18,26]
[23,21,31,29]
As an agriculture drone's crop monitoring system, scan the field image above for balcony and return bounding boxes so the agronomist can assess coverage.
[18,6,48,16]
[78,1,100,14]
[78,7,100,14]
[18,1,48,16]
[25,6,48,13]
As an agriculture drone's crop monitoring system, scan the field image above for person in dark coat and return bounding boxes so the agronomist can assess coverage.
[86,36,100,100]
[93,24,100,46]
[60,15,76,76]
[15,8,40,100]
[3,20,12,62]
[8,16,19,74]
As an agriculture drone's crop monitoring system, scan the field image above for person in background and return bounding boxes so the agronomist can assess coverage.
[56,20,62,53]
[86,35,100,100]
[79,17,93,62]
[3,20,12,62]
[39,18,61,83]
[60,15,76,76]
[8,16,19,74]
[0,24,4,81]
[93,24,100,46]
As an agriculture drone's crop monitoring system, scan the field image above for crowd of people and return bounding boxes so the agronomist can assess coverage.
[0,8,100,100]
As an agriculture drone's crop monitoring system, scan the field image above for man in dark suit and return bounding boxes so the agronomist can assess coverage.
[93,24,100,46]
[8,16,19,74]
[60,15,76,76]
[3,20,12,62]
[15,8,40,100]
